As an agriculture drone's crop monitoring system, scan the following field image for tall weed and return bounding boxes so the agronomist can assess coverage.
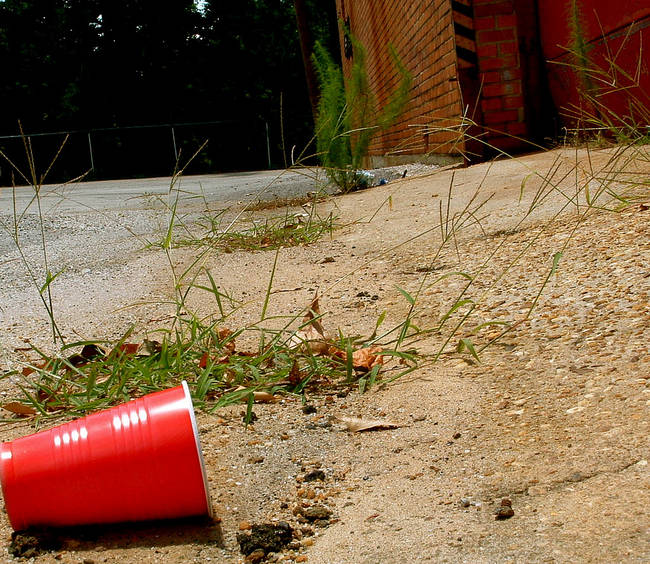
[313,36,412,192]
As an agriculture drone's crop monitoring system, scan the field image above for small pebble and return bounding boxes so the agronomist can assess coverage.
[303,470,326,482]
[301,505,332,522]
[245,549,266,564]
[495,498,514,520]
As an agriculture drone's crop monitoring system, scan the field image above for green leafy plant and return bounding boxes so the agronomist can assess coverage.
[178,210,336,253]
[312,35,412,192]
[567,0,593,102]
[0,126,80,345]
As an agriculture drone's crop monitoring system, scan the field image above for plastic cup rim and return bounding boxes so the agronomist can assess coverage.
[181,380,213,517]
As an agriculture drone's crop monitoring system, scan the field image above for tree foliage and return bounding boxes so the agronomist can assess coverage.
[0,0,337,183]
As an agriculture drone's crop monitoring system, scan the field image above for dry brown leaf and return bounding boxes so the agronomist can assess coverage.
[217,328,236,354]
[288,360,303,386]
[111,342,141,357]
[352,346,385,371]
[237,350,260,357]
[329,346,385,371]
[303,294,325,335]
[290,293,330,354]
[336,416,399,432]
[140,340,162,356]
[251,391,276,403]
[273,361,309,388]
[21,359,50,377]
[2,402,37,416]
[67,343,106,367]
[198,351,210,369]
[292,329,330,354]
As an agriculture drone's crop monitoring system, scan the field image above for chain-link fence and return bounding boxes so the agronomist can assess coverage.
[0,119,277,187]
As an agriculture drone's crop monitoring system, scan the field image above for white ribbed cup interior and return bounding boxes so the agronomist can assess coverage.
[181,380,213,517]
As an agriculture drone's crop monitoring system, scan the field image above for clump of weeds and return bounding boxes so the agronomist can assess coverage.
[0,138,413,422]
[183,209,336,253]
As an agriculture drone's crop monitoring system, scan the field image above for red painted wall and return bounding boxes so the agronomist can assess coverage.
[538,0,650,127]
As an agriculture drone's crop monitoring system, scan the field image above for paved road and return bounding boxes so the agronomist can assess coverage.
[0,168,329,214]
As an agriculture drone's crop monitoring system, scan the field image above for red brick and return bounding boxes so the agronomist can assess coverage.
[474,16,495,31]
[483,109,519,124]
[497,14,517,28]
[500,68,522,81]
[336,0,467,158]
[474,2,515,18]
[507,122,528,136]
[498,41,519,55]
[482,80,521,97]
[480,71,500,83]
[454,12,474,29]
[481,98,503,112]
[502,95,524,109]
[479,55,516,70]
[473,0,512,4]
[477,28,515,43]
[485,135,527,151]
[476,43,498,57]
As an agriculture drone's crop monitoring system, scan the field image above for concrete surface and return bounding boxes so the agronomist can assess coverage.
[0,169,329,214]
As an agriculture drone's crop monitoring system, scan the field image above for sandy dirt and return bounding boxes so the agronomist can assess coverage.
[1,146,649,563]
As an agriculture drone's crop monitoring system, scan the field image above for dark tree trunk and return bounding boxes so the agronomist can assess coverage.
[293,0,319,123]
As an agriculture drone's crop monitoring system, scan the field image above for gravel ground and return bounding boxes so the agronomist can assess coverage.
[0,164,438,366]
[0,147,648,563]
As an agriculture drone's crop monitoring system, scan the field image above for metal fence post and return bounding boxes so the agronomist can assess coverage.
[265,121,271,169]
[87,132,95,171]
[171,126,178,162]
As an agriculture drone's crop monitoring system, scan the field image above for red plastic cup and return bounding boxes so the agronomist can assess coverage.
[0,381,212,530]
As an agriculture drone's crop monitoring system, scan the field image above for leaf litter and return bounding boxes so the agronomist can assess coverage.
[3,293,405,418]
[335,415,400,433]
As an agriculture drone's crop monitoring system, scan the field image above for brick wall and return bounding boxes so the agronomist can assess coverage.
[335,0,465,164]
[473,0,528,150]
[334,0,530,163]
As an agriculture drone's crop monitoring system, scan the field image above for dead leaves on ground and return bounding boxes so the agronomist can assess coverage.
[289,295,328,354]
[197,295,389,403]
[1,402,37,417]
[19,341,160,378]
[329,345,385,372]
[5,294,393,417]
[8,339,166,417]
[335,415,399,432]
[199,328,237,369]
[290,294,387,373]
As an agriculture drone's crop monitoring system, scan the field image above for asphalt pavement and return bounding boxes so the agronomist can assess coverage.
[0,168,329,214]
